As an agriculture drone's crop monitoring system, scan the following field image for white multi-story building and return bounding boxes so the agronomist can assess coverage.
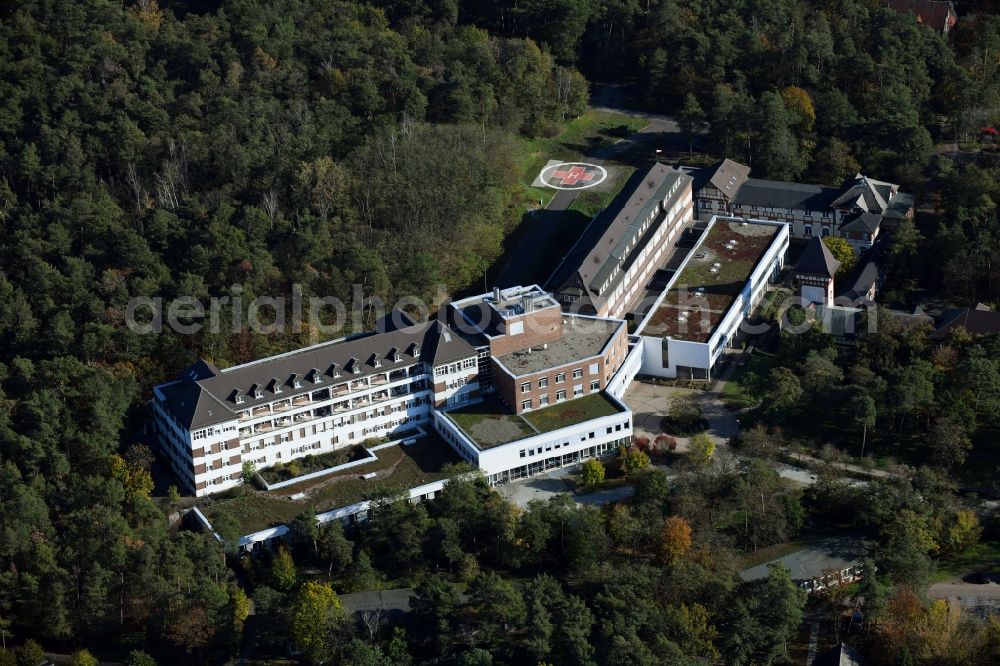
[550,162,694,318]
[154,286,640,498]
[153,318,480,496]
[636,217,789,380]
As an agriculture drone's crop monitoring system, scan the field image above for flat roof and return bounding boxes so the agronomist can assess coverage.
[641,219,781,343]
[495,316,622,376]
[198,435,462,535]
[444,393,624,450]
[740,535,868,584]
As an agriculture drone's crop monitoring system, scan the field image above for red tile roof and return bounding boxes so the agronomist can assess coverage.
[887,0,957,33]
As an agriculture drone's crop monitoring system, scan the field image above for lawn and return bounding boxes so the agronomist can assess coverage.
[259,444,372,484]
[446,397,537,449]
[445,393,623,449]
[199,437,462,536]
[567,166,638,219]
[522,393,623,434]
[514,109,647,209]
[930,540,1000,583]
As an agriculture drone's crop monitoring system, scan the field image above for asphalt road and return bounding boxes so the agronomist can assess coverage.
[493,107,684,290]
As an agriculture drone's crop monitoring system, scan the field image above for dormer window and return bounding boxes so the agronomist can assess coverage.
[252,384,264,399]
[390,347,402,362]
[271,378,282,394]
[234,390,245,405]
[411,344,421,358]
[372,353,382,368]
[328,363,340,378]
[311,368,322,384]
[291,373,302,389]
[349,358,361,374]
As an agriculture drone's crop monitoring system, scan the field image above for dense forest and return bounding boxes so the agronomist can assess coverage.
[1,0,1000,663]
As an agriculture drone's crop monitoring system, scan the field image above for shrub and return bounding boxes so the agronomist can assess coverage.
[653,434,677,453]
[71,650,98,666]
[622,448,651,476]
[634,436,651,452]
[689,433,715,468]
[581,458,606,489]
[17,641,45,666]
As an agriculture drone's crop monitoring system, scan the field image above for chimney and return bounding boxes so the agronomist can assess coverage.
[493,286,501,301]
[521,293,532,313]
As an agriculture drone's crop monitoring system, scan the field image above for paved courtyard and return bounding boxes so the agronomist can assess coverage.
[622,378,739,455]
[496,465,635,508]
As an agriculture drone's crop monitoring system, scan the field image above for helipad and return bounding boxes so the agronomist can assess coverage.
[535,161,608,190]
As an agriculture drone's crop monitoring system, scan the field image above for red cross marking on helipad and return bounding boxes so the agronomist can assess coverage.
[551,165,595,186]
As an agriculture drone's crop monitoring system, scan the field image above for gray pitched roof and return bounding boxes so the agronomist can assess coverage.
[553,163,690,306]
[796,236,840,278]
[677,159,750,201]
[161,317,476,430]
[708,159,750,198]
[812,642,866,666]
[839,211,882,235]
[831,175,891,213]
[841,257,880,301]
[931,307,1000,340]
[733,178,841,211]
[158,379,234,431]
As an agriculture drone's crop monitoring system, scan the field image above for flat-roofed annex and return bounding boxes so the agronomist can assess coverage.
[494,316,623,376]
[641,219,780,343]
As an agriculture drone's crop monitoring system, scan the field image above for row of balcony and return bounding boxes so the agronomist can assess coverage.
[238,368,428,422]
[240,389,432,436]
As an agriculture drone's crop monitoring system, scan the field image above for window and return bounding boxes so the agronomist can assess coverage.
[556,389,566,401]
[510,321,524,335]
[521,399,532,410]
[521,381,531,393]
[555,373,565,384]
[538,377,548,389]
[590,380,600,391]
[574,386,584,397]
[235,394,244,404]
[572,368,583,379]
[821,227,830,237]
[273,384,282,394]
[804,225,813,236]
[520,450,526,458]
[822,210,830,218]
[254,388,264,399]
[539,394,549,406]
[373,355,381,368]
[588,363,599,375]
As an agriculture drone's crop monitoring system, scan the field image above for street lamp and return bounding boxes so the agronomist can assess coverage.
[654,148,662,162]
[735,418,741,437]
